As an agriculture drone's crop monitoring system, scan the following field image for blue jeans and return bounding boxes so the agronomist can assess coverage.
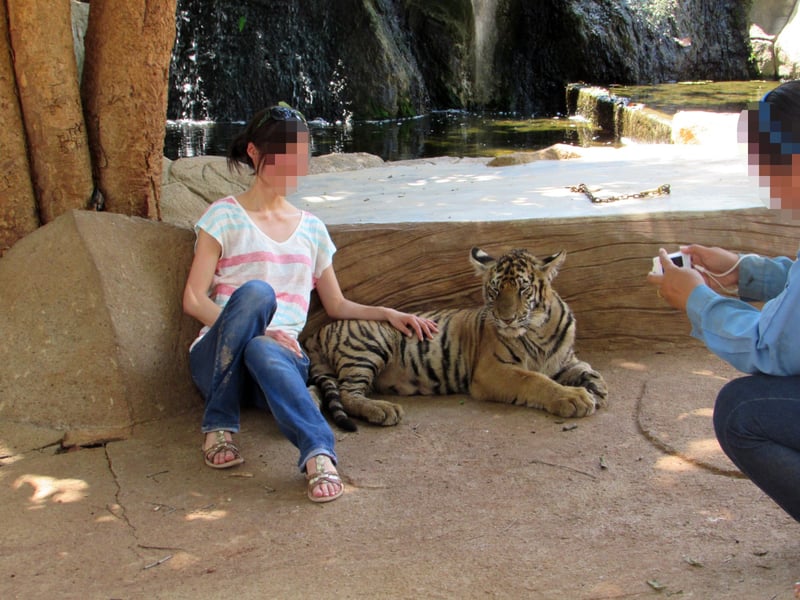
[713,374,800,522]
[189,280,337,470]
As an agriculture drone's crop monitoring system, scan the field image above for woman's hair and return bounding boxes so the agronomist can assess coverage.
[227,105,309,174]
[748,79,800,167]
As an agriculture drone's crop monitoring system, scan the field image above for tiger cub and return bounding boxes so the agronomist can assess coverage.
[304,247,608,430]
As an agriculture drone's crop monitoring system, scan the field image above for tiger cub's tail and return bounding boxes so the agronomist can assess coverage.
[310,373,358,432]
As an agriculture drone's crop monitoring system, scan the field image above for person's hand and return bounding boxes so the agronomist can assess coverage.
[681,244,741,292]
[265,329,303,357]
[386,310,438,341]
[647,248,705,311]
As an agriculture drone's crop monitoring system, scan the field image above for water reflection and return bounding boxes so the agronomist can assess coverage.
[164,81,781,162]
[164,111,607,162]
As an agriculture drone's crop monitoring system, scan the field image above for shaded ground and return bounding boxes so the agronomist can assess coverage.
[1,342,797,599]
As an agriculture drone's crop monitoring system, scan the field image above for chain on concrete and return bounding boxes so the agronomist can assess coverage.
[569,183,671,203]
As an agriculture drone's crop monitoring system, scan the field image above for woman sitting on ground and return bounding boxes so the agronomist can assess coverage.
[182,104,437,502]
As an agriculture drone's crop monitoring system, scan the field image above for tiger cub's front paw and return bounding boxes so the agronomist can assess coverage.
[362,399,405,426]
[551,387,597,418]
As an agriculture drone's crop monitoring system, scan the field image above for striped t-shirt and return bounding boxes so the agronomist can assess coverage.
[193,196,335,342]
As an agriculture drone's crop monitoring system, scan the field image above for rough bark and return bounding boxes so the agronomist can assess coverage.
[0,1,38,255]
[5,0,92,229]
[82,0,178,218]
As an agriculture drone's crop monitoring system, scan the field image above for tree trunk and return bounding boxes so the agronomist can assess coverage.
[82,0,178,219]
[0,1,38,255]
[6,0,94,227]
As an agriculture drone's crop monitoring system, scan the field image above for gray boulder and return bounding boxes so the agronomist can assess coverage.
[775,3,800,78]
[0,210,200,446]
[160,152,385,229]
[749,0,800,78]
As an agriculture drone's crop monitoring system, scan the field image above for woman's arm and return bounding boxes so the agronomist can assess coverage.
[182,229,223,327]
[314,265,438,340]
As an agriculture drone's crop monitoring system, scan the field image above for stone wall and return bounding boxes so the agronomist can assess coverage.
[165,0,755,120]
[69,1,799,121]
[1,202,794,446]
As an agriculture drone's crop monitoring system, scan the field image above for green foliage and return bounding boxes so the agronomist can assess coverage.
[396,98,416,118]
[366,101,390,120]
[237,15,246,33]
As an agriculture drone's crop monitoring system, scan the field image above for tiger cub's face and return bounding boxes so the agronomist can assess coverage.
[470,247,566,338]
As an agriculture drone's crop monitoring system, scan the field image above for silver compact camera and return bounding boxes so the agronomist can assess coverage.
[651,251,691,275]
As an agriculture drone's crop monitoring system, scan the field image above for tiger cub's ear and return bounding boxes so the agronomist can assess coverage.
[470,247,495,274]
[540,250,567,281]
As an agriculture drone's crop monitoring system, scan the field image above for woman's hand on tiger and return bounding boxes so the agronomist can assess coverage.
[387,309,438,341]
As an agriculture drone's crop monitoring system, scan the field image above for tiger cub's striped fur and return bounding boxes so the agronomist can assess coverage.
[304,247,608,430]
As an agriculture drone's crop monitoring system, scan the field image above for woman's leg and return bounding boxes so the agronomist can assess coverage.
[243,335,337,468]
[190,281,276,463]
[713,374,800,522]
[244,336,342,500]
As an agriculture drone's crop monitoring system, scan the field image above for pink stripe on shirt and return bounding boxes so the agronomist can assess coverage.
[277,291,309,312]
[218,251,312,269]
[212,286,309,312]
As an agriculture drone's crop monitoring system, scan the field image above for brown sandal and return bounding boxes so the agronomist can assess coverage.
[202,430,244,469]
[306,455,344,503]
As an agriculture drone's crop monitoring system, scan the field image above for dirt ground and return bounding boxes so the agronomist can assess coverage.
[1,341,798,600]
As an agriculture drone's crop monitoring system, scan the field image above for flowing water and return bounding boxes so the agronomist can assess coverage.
[164,81,781,162]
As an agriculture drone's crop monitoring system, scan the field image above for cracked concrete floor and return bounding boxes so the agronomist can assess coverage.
[1,342,798,600]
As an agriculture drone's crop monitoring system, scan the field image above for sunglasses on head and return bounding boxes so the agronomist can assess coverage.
[256,105,307,129]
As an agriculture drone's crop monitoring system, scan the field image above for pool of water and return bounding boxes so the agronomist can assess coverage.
[164,81,781,162]
[608,80,780,114]
[164,111,607,162]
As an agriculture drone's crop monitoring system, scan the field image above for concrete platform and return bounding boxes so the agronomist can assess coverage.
[295,140,763,225]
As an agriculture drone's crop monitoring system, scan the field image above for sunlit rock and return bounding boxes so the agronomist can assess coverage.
[0,211,199,445]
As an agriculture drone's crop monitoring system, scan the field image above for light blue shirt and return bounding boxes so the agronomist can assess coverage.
[686,250,800,375]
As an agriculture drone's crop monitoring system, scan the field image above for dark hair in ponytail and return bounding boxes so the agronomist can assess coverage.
[227,105,310,174]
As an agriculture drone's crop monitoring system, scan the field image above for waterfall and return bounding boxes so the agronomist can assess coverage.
[166,0,754,122]
[472,0,498,106]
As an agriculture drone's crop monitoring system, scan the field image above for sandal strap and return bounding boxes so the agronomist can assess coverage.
[307,471,342,488]
[306,455,342,488]
[204,440,241,458]
[203,431,242,462]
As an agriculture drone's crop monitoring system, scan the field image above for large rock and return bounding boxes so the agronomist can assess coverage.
[160,153,387,230]
[749,0,800,77]
[775,1,800,78]
[168,0,753,121]
[0,210,200,445]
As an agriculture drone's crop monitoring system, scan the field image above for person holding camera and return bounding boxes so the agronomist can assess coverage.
[647,79,800,522]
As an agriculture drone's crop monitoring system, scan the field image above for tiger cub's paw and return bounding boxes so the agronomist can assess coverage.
[552,387,597,418]
[362,399,405,427]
